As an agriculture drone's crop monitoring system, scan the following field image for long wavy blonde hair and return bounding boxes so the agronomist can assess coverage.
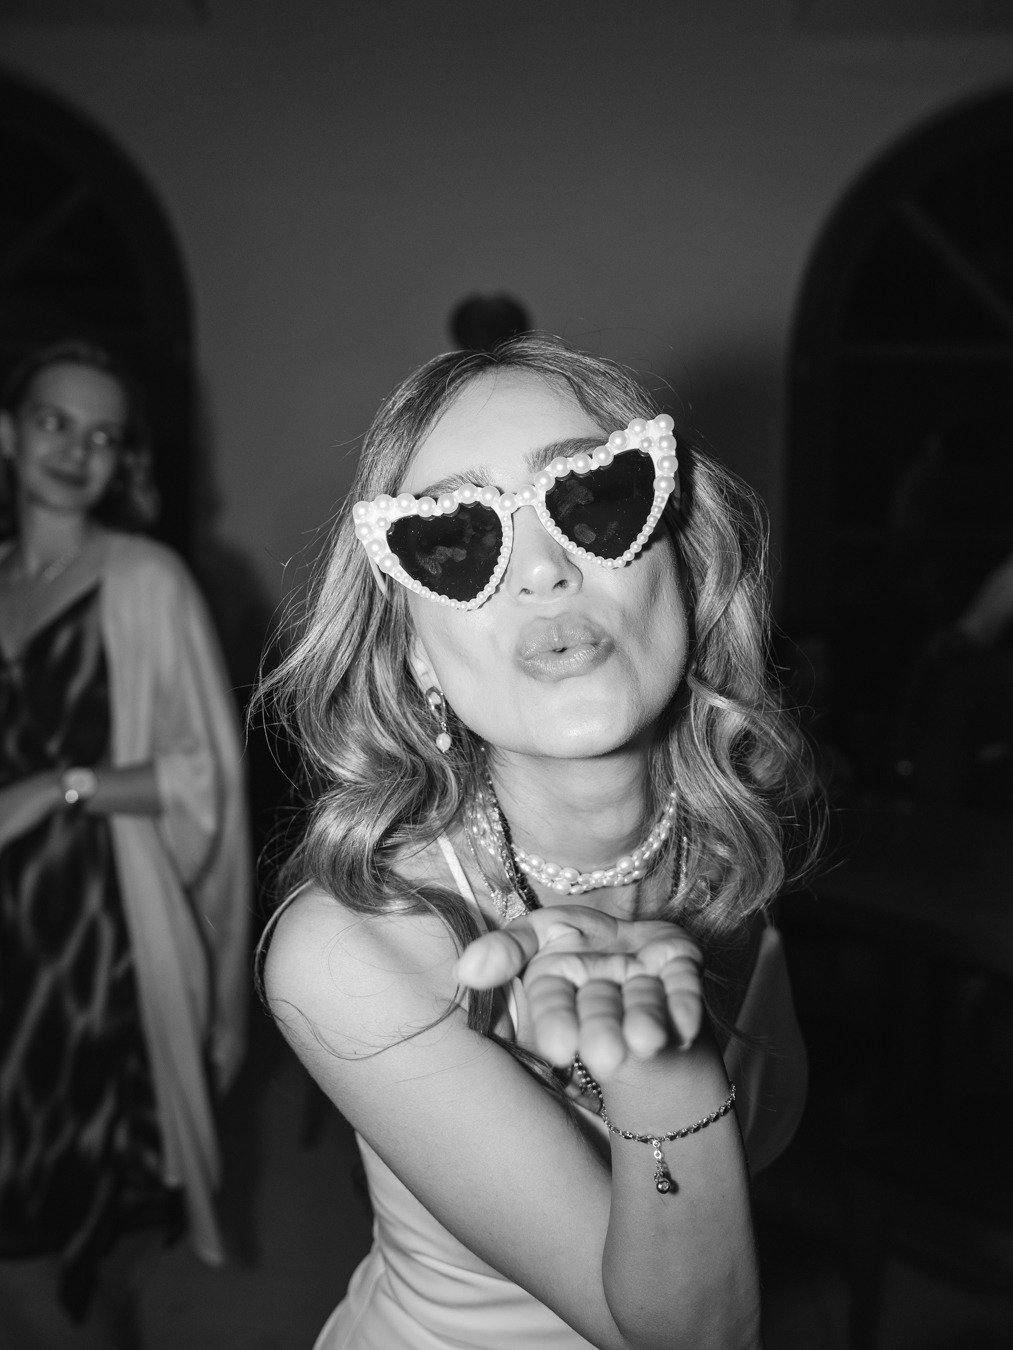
[257,335,820,1032]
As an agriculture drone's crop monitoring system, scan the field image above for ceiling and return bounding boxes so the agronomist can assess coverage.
[796,0,1013,33]
[0,2,1011,32]
[0,0,204,23]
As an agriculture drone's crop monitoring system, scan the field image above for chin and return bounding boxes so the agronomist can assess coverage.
[526,707,645,761]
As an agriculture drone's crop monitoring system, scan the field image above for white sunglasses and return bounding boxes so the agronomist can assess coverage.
[352,414,678,609]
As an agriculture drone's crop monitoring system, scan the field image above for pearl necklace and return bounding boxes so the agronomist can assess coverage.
[468,787,688,921]
[469,783,679,895]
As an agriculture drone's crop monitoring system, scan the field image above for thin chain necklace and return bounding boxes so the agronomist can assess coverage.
[463,828,530,924]
[4,542,84,587]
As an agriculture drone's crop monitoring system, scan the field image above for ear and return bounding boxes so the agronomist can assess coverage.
[409,637,440,695]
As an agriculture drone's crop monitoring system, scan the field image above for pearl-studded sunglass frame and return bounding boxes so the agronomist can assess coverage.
[352,414,679,609]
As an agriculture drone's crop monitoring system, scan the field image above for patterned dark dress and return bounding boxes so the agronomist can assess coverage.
[0,583,178,1320]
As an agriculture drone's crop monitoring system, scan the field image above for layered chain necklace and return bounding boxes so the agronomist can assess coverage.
[469,780,680,897]
[465,777,688,923]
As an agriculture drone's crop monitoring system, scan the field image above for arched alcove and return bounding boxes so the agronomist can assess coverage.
[787,86,1013,791]
[0,70,194,550]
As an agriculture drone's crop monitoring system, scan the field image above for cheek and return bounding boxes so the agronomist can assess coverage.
[97,460,118,493]
[16,450,48,490]
[627,543,688,656]
[14,436,43,473]
[87,453,120,499]
[615,560,689,725]
[410,601,500,688]
[411,605,523,742]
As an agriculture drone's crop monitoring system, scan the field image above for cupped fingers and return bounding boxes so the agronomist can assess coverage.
[620,973,671,1060]
[636,933,703,978]
[525,973,580,1067]
[657,957,705,1048]
[634,936,704,1048]
[574,979,627,1080]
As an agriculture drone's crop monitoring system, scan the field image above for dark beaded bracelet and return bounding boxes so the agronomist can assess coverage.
[571,1056,736,1194]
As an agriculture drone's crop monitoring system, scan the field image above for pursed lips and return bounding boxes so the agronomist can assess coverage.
[515,615,615,680]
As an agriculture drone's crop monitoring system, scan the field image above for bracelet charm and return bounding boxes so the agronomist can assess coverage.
[651,1140,672,1194]
[571,1055,736,1196]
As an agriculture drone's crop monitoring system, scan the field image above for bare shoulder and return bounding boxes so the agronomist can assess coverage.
[263,882,465,1061]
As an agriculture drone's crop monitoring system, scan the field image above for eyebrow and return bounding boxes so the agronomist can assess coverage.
[412,435,604,499]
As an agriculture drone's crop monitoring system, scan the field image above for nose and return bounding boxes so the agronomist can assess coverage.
[64,429,90,463]
[504,505,583,602]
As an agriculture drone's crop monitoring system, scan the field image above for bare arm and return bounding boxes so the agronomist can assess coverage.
[0,763,161,852]
[265,892,759,1350]
[80,763,161,816]
[459,908,759,1349]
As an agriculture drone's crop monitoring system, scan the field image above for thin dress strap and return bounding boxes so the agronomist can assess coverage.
[436,834,521,1035]
[254,879,315,988]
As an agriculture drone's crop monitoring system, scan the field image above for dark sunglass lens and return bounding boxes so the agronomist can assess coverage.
[388,501,502,601]
[545,452,656,559]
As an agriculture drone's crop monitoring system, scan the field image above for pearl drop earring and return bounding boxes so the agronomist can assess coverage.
[425,687,452,753]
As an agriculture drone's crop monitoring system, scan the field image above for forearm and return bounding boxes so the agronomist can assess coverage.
[0,763,158,851]
[600,1035,759,1350]
[82,763,161,816]
[456,910,760,1347]
[49,763,162,817]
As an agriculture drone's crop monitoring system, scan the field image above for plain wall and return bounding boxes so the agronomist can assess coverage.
[3,1,1013,603]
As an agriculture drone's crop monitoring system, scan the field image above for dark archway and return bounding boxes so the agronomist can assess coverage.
[787,85,1013,793]
[0,69,194,550]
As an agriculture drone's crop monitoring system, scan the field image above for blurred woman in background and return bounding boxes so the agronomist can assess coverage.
[0,340,251,1348]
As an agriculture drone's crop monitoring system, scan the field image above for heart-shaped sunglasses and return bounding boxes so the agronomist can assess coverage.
[352,414,678,609]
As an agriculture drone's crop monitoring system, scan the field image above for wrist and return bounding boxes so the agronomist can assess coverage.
[575,1045,736,1195]
[61,766,99,808]
[594,1034,729,1122]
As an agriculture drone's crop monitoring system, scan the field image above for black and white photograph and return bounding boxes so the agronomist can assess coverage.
[1,4,1013,1348]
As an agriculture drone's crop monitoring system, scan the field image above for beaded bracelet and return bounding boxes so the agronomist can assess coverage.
[571,1056,736,1194]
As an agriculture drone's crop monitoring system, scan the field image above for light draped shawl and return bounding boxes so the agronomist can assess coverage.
[100,531,252,1264]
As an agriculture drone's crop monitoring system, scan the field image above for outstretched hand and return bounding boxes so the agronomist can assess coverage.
[454,906,703,1079]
